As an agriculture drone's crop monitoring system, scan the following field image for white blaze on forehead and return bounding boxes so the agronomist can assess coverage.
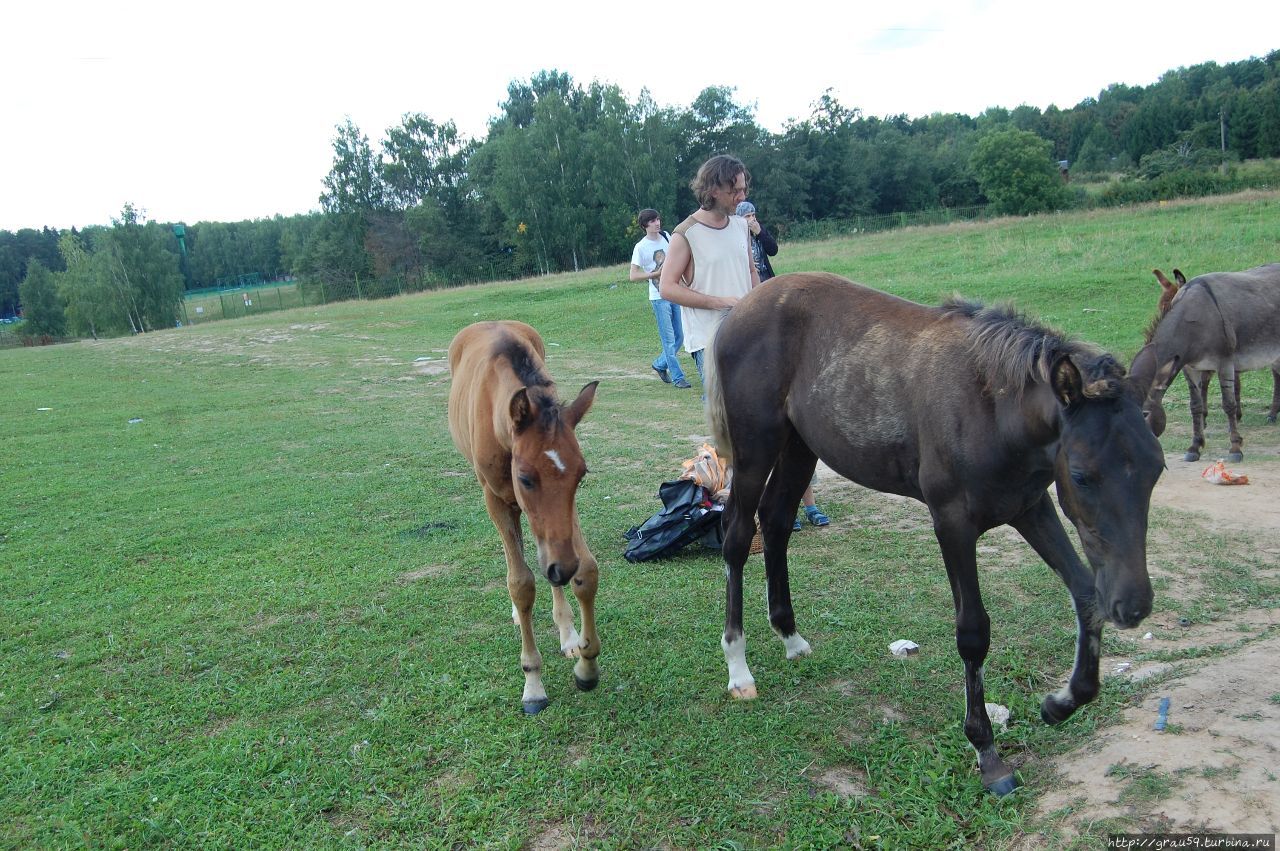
[544,449,567,473]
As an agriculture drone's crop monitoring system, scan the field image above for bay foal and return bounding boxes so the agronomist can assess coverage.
[448,321,600,714]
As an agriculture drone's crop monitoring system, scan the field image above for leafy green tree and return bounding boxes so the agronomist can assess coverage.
[18,260,66,336]
[57,233,126,339]
[320,120,385,214]
[97,204,185,332]
[970,128,1071,215]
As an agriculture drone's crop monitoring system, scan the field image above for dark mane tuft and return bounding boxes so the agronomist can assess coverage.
[495,335,554,391]
[941,297,1126,398]
[495,332,565,428]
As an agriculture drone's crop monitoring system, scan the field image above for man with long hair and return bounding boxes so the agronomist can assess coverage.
[658,155,760,388]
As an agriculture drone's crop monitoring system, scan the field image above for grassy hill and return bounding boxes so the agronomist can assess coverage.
[2,191,1278,848]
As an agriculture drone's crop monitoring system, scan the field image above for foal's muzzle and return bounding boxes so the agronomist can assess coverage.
[546,561,577,587]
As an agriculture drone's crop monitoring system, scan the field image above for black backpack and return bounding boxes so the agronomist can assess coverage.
[623,479,724,562]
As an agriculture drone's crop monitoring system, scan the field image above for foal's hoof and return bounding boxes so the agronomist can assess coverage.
[1267,414,1277,425]
[522,697,550,715]
[574,675,599,692]
[1040,693,1076,725]
[729,683,758,700]
[1227,451,1244,463]
[984,773,1019,797]
[1183,451,1201,462]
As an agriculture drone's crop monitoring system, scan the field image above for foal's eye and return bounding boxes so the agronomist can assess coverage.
[1070,471,1090,488]
[518,474,535,489]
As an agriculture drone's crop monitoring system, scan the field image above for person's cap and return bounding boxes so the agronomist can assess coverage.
[735,201,755,216]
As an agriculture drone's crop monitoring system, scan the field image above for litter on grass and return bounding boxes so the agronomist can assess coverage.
[889,639,919,656]
[1201,460,1249,485]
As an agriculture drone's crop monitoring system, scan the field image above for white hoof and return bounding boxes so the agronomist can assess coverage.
[784,634,812,660]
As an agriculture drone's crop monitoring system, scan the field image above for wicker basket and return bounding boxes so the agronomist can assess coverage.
[750,525,764,554]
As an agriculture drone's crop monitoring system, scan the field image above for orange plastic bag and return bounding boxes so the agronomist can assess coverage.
[680,443,730,501]
[1201,460,1249,485]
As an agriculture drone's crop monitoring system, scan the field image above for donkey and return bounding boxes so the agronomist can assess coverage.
[1149,269,1280,440]
[448,321,600,714]
[1140,264,1280,461]
[707,272,1166,796]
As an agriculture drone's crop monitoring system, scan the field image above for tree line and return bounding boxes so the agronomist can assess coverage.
[5,50,1278,336]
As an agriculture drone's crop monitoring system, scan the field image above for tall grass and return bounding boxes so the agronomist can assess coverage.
[2,192,1278,849]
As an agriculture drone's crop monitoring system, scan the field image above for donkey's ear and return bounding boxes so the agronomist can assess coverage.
[1173,269,1187,286]
[564,381,599,428]
[1051,356,1084,407]
[509,387,537,433]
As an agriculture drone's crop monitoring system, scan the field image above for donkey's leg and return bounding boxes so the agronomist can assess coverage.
[1184,368,1208,461]
[568,525,600,691]
[1260,361,1279,423]
[484,489,547,714]
[1219,364,1244,462]
[933,505,1015,796]
[760,437,817,661]
[1009,493,1103,724]
[549,585,581,658]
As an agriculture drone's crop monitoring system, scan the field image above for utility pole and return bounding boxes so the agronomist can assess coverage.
[1220,106,1228,174]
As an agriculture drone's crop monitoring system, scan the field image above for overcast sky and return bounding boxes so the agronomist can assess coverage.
[3,0,1276,232]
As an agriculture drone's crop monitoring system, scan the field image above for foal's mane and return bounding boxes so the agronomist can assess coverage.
[941,298,1127,399]
[494,332,563,428]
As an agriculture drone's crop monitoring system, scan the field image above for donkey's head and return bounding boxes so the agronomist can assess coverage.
[1050,354,1165,629]
[509,381,598,586]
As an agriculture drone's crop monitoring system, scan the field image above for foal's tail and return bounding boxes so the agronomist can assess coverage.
[704,340,734,465]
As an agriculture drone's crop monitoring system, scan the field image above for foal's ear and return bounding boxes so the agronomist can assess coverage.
[1173,269,1186,286]
[564,381,599,428]
[1050,356,1084,407]
[509,387,537,433]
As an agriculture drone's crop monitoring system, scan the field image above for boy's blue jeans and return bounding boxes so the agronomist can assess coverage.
[650,299,687,383]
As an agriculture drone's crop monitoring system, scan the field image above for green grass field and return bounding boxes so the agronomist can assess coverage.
[3,192,1279,849]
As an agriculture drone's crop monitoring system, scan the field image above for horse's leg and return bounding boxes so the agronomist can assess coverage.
[568,523,600,691]
[484,488,548,714]
[1183,368,1208,462]
[1009,493,1103,725]
[1219,363,1244,462]
[1268,366,1280,424]
[932,508,1015,796]
[721,455,774,701]
[759,437,816,661]
[549,585,581,657]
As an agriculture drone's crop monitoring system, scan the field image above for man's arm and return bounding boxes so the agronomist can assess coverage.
[658,233,740,309]
[629,264,656,283]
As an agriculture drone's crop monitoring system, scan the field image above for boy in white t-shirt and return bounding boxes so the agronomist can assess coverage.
[629,208,691,388]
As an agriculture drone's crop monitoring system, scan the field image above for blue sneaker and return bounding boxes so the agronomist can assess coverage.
[673,378,692,389]
[805,506,830,527]
[652,365,671,383]
[793,516,803,532]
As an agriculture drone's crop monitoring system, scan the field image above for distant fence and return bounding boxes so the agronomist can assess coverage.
[180,272,482,326]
